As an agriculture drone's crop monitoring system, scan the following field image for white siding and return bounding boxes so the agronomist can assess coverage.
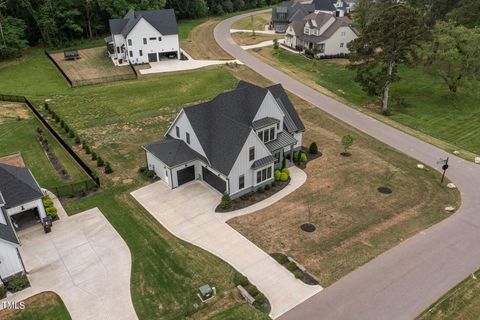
[253,92,285,129]
[125,18,180,64]
[322,26,357,55]
[6,198,46,220]
[0,240,23,279]
[146,152,171,187]
[228,131,272,196]
[166,111,207,158]
[293,132,303,149]
[112,34,127,61]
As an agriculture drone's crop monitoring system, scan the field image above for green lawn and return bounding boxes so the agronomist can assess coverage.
[208,304,270,320]
[252,47,480,157]
[0,49,266,319]
[0,292,71,320]
[417,269,480,320]
[0,103,88,189]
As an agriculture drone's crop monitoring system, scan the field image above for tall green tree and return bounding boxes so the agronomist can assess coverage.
[0,16,28,58]
[419,21,480,93]
[447,0,480,28]
[348,4,428,112]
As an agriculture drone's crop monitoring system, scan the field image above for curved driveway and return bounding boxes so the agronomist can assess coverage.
[215,10,480,320]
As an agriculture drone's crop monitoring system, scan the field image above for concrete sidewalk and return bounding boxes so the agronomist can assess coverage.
[131,177,320,319]
[1,196,136,320]
[241,39,285,50]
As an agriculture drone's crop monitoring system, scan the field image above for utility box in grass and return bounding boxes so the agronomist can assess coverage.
[198,284,214,301]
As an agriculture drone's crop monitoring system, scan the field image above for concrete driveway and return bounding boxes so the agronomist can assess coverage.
[215,10,480,320]
[1,202,136,320]
[131,180,321,319]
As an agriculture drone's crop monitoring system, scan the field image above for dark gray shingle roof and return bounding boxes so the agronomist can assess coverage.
[313,0,336,11]
[272,1,315,23]
[0,206,19,245]
[267,84,305,132]
[0,164,43,209]
[144,137,207,167]
[109,9,178,37]
[252,117,280,130]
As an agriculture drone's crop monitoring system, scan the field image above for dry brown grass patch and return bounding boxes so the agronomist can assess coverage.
[0,102,31,122]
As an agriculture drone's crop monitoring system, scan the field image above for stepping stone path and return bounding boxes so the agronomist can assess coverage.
[417,164,425,169]
[445,206,456,212]
[447,183,457,189]
[475,157,480,164]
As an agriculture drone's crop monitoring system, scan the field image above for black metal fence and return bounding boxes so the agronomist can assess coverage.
[51,180,98,198]
[0,94,100,192]
[44,50,137,87]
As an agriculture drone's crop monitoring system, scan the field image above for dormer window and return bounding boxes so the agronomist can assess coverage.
[257,126,276,143]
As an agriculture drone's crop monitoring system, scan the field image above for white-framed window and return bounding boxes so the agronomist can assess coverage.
[274,152,281,164]
[340,43,344,48]
[256,166,272,184]
[176,126,180,137]
[143,38,147,44]
[129,50,132,57]
[158,37,162,41]
[128,39,132,46]
[139,50,143,56]
[186,132,190,144]
[149,37,156,41]
[239,175,245,189]
[257,126,276,143]
[341,31,346,36]
[249,147,255,161]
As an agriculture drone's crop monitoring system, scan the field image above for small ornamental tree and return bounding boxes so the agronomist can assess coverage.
[273,38,279,51]
[220,192,232,209]
[91,152,97,161]
[85,146,91,154]
[97,156,104,167]
[341,134,354,154]
[44,102,49,111]
[309,142,318,154]
[104,162,113,174]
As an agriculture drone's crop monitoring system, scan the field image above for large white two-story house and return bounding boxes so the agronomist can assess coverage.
[105,9,180,65]
[143,81,305,199]
[0,164,47,283]
[285,12,358,56]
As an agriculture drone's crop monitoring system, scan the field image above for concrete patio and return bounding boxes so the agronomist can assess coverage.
[0,194,136,320]
[131,168,320,319]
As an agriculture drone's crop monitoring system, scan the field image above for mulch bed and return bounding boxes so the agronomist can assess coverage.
[270,253,319,286]
[216,179,290,213]
[377,186,393,194]
[300,223,316,232]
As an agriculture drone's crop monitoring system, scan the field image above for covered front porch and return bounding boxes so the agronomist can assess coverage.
[266,132,298,168]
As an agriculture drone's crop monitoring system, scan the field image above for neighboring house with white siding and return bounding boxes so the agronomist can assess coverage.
[285,11,358,56]
[105,9,180,65]
[0,164,47,283]
[143,81,305,199]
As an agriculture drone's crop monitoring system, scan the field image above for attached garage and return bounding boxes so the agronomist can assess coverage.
[202,166,226,194]
[148,53,158,62]
[176,165,195,186]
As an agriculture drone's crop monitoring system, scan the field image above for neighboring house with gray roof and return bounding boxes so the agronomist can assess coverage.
[143,81,305,198]
[271,1,315,33]
[285,12,358,55]
[0,164,47,283]
[105,9,180,65]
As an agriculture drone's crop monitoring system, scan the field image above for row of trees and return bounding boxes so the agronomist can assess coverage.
[0,0,281,58]
[348,0,480,112]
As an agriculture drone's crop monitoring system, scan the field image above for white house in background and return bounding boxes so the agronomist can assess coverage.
[105,9,180,65]
[285,12,358,55]
[0,164,47,283]
[143,81,305,199]
[311,0,356,17]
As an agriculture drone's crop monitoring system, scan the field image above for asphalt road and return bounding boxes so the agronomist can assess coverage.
[215,10,480,320]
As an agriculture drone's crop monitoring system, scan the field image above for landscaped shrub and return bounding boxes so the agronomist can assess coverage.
[64,124,70,133]
[75,135,81,144]
[276,253,288,264]
[293,151,300,162]
[309,142,318,154]
[68,130,74,138]
[281,168,290,177]
[104,162,113,174]
[46,206,58,219]
[82,140,87,149]
[60,120,65,128]
[91,152,97,161]
[257,186,265,194]
[238,275,249,287]
[271,181,277,188]
[139,167,156,179]
[0,285,6,298]
[220,192,232,209]
[274,169,281,181]
[97,157,104,167]
[293,270,303,279]
[286,261,297,271]
[280,172,288,182]
[44,102,49,111]
[36,127,43,135]
[6,275,29,292]
[247,285,259,297]
[255,293,267,304]
[300,152,307,162]
[42,196,54,208]
[85,146,91,154]
[139,167,147,174]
